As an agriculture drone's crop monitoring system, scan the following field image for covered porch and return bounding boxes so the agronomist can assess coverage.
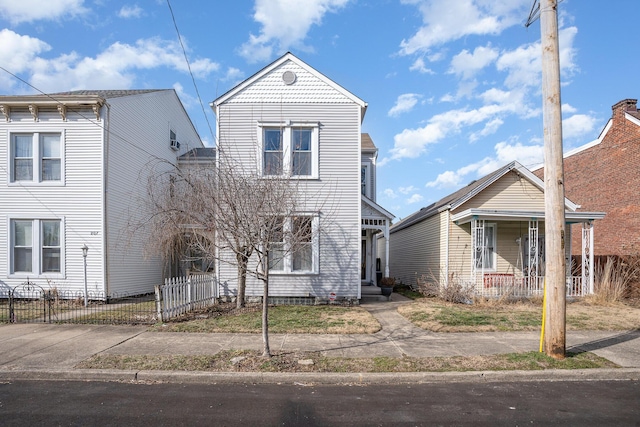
[451,209,605,298]
[360,196,394,297]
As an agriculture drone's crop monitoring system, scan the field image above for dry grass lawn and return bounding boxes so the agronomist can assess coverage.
[152,303,380,334]
[78,349,616,373]
[398,298,640,332]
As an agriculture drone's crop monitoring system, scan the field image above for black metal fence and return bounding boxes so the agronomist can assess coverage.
[0,281,158,325]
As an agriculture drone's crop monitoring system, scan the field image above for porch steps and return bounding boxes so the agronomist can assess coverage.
[360,285,390,302]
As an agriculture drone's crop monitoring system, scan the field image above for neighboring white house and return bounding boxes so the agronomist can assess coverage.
[211,52,393,303]
[0,90,203,298]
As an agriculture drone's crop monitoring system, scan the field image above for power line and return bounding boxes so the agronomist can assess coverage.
[165,0,216,145]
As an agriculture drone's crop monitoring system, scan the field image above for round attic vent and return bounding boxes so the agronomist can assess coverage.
[282,71,297,85]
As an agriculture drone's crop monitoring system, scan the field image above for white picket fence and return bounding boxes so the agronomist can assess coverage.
[155,274,218,321]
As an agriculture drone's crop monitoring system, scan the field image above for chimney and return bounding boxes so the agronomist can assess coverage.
[612,98,638,115]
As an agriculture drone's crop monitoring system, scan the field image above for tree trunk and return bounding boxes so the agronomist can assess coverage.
[236,252,248,309]
[261,264,271,357]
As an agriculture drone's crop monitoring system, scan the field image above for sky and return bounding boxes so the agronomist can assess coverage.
[1,0,638,220]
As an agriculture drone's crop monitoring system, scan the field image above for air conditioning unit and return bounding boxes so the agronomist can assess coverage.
[170,139,180,151]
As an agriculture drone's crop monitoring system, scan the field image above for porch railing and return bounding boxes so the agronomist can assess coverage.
[473,274,589,298]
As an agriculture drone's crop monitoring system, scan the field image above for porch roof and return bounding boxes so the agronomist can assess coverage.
[452,208,605,225]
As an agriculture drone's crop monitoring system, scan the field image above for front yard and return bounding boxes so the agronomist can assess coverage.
[397,298,640,332]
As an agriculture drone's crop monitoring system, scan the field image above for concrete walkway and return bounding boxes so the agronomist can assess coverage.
[0,294,638,384]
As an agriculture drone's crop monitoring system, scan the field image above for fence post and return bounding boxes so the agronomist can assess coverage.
[154,284,163,323]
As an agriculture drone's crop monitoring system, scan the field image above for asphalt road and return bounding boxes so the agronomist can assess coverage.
[0,379,638,426]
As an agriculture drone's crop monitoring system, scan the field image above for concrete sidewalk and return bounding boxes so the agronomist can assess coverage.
[0,294,638,384]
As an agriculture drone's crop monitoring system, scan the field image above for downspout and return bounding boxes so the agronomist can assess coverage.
[444,210,450,285]
[102,102,111,296]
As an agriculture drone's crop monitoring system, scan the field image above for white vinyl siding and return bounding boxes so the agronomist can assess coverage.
[217,101,361,298]
[104,90,202,295]
[0,106,103,294]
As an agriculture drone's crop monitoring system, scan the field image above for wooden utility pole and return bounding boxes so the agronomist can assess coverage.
[540,0,566,359]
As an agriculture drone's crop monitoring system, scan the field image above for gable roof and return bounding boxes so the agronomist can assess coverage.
[361,133,377,153]
[362,194,394,221]
[211,52,367,118]
[391,161,580,233]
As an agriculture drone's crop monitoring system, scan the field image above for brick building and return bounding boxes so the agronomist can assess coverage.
[534,98,640,257]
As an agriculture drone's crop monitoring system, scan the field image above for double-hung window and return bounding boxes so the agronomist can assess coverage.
[292,128,312,176]
[268,215,319,274]
[10,219,63,276]
[263,128,284,176]
[259,123,318,178]
[10,132,63,184]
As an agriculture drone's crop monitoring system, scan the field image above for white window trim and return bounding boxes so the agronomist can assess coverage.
[269,214,320,276]
[257,121,319,179]
[8,130,65,186]
[8,216,66,279]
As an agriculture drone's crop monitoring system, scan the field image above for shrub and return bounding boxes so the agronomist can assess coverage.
[416,272,474,304]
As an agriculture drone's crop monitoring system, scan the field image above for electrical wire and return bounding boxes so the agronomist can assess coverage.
[165,0,216,145]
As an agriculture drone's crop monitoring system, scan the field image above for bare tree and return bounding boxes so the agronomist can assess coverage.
[142,145,320,357]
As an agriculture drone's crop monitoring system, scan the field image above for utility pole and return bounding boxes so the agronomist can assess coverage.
[540,0,566,359]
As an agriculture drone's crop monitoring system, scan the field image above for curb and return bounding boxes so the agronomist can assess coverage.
[1,368,638,385]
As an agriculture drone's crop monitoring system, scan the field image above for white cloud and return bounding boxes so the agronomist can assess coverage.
[426,170,464,189]
[118,5,143,19]
[0,29,51,91]
[399,185,418,195]
[562,103,577,114]
[496,26,578,90]
[399,0,530,56]
[388,93,421,117]
[1,32,219,93]
[383,188,397,199]
[425,140,544,189]
[386,102,518,161]
[0,0,87,24]
[449,44,499,80]
[469,117,503,142]
[239,0,351,63]
[406,193,424,204]
[562,113,597,140]
[409,57,434,74]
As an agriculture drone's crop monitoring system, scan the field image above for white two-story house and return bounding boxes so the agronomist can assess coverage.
[212,52,392,303]
[0,90,202,298]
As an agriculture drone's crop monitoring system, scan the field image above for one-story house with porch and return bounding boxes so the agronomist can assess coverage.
[383,161,605,297]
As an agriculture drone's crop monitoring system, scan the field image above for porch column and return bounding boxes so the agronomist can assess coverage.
[471,218,485,284]
[582,221,594,294]
[384,225,390,277]
[528,220,539,278]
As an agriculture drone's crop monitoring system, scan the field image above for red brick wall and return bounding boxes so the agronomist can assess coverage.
[535,99,640,257]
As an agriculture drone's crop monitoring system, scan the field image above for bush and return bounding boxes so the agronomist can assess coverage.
[416,273,474,304]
